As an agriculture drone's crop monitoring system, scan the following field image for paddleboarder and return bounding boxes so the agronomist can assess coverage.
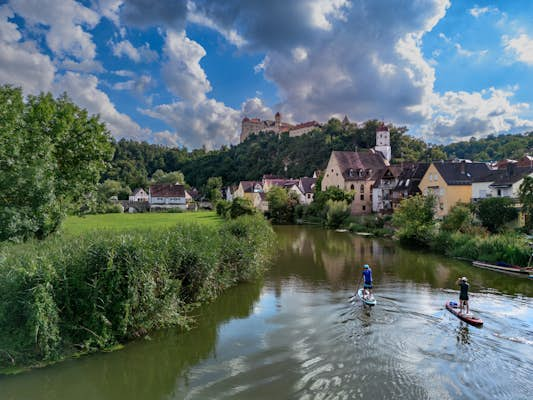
[357,264,373,300]
[457,277,470,315]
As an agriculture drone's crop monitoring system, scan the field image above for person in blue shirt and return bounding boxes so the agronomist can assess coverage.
[358,264,373,299]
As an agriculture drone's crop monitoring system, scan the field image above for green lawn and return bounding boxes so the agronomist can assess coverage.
[61,211,221,236]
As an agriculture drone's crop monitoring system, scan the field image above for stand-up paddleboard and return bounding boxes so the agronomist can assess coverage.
[357,288,376,306]
[445,301,483,327]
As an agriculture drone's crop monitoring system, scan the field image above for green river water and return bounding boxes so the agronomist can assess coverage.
[1,226,532,399]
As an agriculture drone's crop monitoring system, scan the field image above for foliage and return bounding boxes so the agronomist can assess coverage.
[442,132,533,161]
[266,186,299,224]
[430,230,530,266]
[205,177,223,204]
[441,203,477,233]
[519,176,533,231]
[215,200,231,217]
[393,194,437,245]
[0,214,274,370]
[229,198,256,219]
[475,197,518,233]
[0,86,114,242]
[97,180,131,202]
[308,187,353,218]
[325,200,350,228]
[151,169,185,185]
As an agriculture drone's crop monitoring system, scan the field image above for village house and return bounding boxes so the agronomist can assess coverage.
[149,183,187,211]
[129,188,148,202]
[233,181,266,210]
[488,165,533,199]
[372,165,402,213]
[391,163,429,210]
[298,177,317,205]
[418,161,491,217]
[321,125,391,215]
[321,150,389,215]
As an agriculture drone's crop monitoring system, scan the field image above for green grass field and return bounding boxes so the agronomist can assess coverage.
[61,211,221,236]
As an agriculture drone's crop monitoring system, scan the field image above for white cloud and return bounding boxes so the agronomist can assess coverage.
[112,40,158,63]
[113,69,135,77]
[162,30,211,103]
[292,47,308,63]
[0,5,55,93]
[503,34,533,66]
[54,72,151,140]
[241,97,274,120]
[422,88,533,141]
[10,0,100,61]
[469,6,498,18]
[112,74,152,94]
[307,0,350,30]
[454,43,488,58]
[93,0,123,26]
[60,59,105,73]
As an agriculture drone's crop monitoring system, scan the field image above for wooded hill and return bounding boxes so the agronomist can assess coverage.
[104,118,533,189]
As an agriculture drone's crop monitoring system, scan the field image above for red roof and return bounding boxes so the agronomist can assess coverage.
[291,121,320,130]
[149,184,185,197]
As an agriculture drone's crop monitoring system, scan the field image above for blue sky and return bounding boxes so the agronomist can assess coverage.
[1,0,532,149]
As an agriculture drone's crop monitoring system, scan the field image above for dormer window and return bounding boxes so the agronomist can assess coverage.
[349,168,355,177]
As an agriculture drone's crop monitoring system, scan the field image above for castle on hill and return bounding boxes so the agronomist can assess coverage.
[240,112,321,142]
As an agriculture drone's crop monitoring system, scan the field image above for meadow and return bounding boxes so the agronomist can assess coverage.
[61,211,221,235]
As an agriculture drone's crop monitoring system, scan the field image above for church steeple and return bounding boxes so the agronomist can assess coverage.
[374,122,391,162]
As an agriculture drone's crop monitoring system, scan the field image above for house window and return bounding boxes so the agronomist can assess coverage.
[350,184,355,190]
[362,205,366,211]
[497,189,502,196]
[360,194,364,201]
[307,194,311,199]
[360,184,365,193]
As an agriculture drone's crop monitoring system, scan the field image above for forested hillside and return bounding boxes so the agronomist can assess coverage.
[103,118,533,189]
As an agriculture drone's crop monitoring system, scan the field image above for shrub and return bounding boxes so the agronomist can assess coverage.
[229,197,255,219]
[0,214,274,370]
[441,203,476,233]
[393,194,437,246]
[325,200,350,228]
[215,200,231,217]
[475,197,518,233]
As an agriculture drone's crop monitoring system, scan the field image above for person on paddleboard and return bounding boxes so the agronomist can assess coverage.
[456,277,469,314]
[358,264,373,300]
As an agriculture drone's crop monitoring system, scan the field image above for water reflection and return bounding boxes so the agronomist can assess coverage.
[1,226,532,400]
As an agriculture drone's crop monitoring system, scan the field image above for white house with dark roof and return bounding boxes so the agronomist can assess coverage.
[299,177,317,204]
[129,188,148,202]
[149,183,187,211]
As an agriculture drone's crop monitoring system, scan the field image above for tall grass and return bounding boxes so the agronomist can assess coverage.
[0,214,274,371]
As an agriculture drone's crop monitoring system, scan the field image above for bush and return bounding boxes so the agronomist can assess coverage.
[0,214,274,370]
[215,200,231,217]
[229,197,255,219]
[475,197,518,233]
[325,200,350,228]
[393,194,437,246]
[441,203,476,233]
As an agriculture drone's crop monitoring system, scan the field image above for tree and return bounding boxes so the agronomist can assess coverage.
[519,176,533,231]
[392,194,437,245]
[308,187,353,217]
[325,200,350,228]
[229,197,255,219]
[205,176,223,204]
[475,197,518,233]
[441,203,476,233]
[98,180,131,202]
[0,86,114,241]
[151,169,185,185]
[266,186,298,224]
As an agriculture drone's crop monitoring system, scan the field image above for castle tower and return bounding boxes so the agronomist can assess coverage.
[275,112,281,132]
[375,123,391,162]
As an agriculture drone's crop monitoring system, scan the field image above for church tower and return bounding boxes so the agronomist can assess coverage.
[275,112,281,132]
[375,123,391,162]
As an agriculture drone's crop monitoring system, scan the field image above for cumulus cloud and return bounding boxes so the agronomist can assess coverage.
[422,88,533,141]
[10,0,100,61]
[121,0,188,29]
[112,74,152,94]
[54,72,151,140]
[111,40,158,63]
[503,34,533,66]
[162,30,211,102]
[0,5,55,93]
[241,97,274,120]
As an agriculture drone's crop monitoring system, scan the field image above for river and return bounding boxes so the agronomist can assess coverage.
[1,226,532,400]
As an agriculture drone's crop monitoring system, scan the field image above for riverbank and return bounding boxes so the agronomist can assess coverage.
[0,214,274,374]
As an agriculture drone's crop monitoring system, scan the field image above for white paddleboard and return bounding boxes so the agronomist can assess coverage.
[357,288,376,306]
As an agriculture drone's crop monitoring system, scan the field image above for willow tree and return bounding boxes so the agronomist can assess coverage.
[0,85,114,241]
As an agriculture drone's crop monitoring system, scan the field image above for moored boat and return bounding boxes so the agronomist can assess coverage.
[472,260,533,276]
